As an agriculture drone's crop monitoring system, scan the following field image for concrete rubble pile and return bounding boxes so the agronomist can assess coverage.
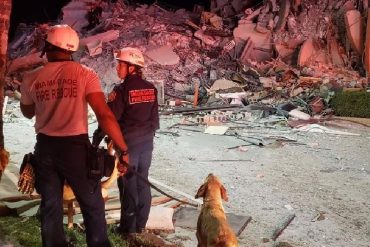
[5,0,370,124]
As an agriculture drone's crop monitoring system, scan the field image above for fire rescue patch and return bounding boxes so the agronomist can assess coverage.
[129,89,155,104]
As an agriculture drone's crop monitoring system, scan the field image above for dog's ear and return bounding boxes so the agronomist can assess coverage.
[195,183,207,198]
[220,185,228,202]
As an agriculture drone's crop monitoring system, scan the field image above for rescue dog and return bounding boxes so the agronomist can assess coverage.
[63,141,118,228]
[195,173,238,247]
[63,161,118,228]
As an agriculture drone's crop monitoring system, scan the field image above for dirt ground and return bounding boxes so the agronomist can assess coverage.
[149,115,370,247]
[2,99,370,247]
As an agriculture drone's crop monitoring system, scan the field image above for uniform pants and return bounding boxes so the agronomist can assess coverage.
[34,133,111,247]
[117,139,153,234]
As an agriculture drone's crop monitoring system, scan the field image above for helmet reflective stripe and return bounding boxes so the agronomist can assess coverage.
[115,47,145,67]
[46,25,79,51]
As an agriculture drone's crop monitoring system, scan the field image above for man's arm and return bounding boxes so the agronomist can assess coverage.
[20,103,35,119]
[86,92,128,153]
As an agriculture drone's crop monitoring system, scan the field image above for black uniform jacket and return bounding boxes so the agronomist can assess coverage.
[108,74,159,144]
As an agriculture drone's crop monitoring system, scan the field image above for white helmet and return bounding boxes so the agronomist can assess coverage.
[46,24,79,52]
[115,47,145,67]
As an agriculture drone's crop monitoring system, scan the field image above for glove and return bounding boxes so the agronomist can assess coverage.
[18,153,35,194]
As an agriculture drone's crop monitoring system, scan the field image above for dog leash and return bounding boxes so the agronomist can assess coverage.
[125,167,200,208]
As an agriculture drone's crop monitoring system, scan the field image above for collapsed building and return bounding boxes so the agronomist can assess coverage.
[5,0,370,123]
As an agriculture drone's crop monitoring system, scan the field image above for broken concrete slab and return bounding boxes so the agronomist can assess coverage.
[274,0,290,31]
[173,207,252,236]
[105,206,175,232]
[233,23,272,62]
[298,38,314,66]
[61,1,89,32]
[329,39,345,67]
[290,87,304,97]
[298,38,327,66]
[209,15,223,29]
[260,77,276,89]
[79,30,120,48]
[150,79,165,105]
[145,206,175,232]
[239,37,255,64]
[204,126,229,135]
[274,43,296,64]
[173,82,192,92]
[209,79,243,92]
[233,23,271,50]
[145,45,180,66]
[344,10,364,55]
[194,30,219,46]
[218,92,247,105]
[296,124,360,136]
[86,40,103,57]
[7,52,47,74]
[288,109,311,120]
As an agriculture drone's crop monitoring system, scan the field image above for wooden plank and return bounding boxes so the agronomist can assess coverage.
[151,196,172,206]
[269,213,296,241]
[167,201,184,209]
[0,194,41,202]
[148,177,202,206]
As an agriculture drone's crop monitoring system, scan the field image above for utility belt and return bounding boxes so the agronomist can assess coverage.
[37,133,115,180]
[18,134,116,194]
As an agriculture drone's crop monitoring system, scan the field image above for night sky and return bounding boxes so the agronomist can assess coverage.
[10,0,71,41]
